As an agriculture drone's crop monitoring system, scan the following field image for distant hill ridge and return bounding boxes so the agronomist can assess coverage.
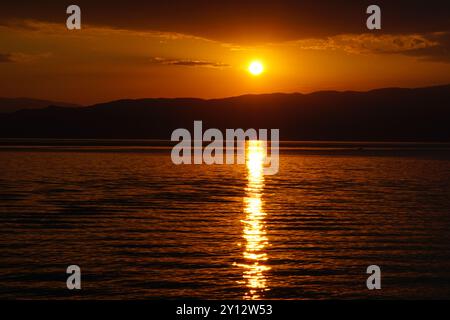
[0,84,449,141]
[0,98,81,113]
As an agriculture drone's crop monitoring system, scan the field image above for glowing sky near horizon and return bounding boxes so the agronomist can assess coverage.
[0,1,449,104]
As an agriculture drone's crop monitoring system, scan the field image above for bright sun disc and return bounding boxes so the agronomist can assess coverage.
[248,61,264,76]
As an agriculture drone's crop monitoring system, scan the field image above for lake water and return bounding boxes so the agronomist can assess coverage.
[1,142,450,299]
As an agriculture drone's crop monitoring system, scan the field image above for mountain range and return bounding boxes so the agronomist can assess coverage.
[0,85,449,141]
[0,98,81,113]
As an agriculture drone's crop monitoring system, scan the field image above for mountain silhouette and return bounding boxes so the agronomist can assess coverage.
[0,85,449,141]
[0,98,81,113]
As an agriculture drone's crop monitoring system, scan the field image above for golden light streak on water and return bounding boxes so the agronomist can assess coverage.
[234,140,271,300]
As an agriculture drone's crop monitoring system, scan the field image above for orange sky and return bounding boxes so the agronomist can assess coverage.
[1,2,449,105]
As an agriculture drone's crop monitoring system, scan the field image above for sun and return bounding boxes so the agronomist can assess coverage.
[248,61,264,76]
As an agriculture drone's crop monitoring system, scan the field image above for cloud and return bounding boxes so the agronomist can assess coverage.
[1,3,449,65]
[294,34,436,53]
[1,1,449,43]
[292,32,450,63]
[150,57,230,68]
[0,52,52,63]
[401,32,450,63]
[0,19,214,45]
[0,53,14,63]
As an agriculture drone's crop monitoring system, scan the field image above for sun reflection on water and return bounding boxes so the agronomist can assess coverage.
[234,140,271,300]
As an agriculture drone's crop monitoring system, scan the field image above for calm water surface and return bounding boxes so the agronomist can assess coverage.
[1,143,450,299]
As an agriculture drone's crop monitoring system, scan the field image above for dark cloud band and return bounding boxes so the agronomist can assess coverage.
[150,57,229,68]
[1,1,449,43]
[0,53,14,63]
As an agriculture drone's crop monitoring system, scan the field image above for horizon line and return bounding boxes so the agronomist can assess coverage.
[1,83,449,107]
